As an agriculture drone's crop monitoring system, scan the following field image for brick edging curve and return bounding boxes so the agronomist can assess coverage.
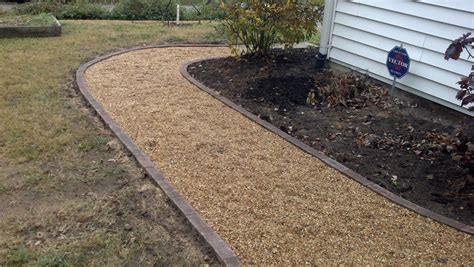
[75,44,241,266]
[180,56,474,235]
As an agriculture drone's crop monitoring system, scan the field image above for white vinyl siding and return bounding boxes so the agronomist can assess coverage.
[327,0,474,114]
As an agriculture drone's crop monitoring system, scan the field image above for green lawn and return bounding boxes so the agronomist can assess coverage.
[0,20,222,265]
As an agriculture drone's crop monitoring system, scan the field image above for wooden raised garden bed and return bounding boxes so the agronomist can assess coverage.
[0,14,61,38]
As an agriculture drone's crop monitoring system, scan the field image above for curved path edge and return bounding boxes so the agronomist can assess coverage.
[76,44,241,266]
[180,56,474,235]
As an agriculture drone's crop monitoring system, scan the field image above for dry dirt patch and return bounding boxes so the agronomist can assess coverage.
[85,47,473,265]
[0,133,217,265]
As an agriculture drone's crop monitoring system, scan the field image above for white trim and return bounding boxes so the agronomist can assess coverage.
[319,0,337,55]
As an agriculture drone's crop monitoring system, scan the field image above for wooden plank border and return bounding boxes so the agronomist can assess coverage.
[0,15,61,38]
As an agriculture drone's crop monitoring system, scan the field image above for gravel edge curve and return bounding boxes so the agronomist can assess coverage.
[75,44,241,266]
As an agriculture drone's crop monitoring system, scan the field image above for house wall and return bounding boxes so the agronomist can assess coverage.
[326,0,474,114]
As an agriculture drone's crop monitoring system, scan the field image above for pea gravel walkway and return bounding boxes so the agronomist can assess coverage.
[85,47,473,265]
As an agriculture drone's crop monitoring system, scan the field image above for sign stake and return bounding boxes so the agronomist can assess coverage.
[390,43,403,93]
[391,75,397,92]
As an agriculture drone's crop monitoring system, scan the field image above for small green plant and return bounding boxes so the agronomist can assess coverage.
[0,13,55,26]
[77,135,109,153]
[56,3,109,20]
[180,3,225,21]
[221,0,322,56]
[112,0,176,21]
[205,22,226,43]
[3,247,87,266]
[13,0,61,15]
[4,248,32,265]
[0,184,10,193]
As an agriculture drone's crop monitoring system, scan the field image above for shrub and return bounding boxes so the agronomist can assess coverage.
[443,32,474,187]
[180,3,225,21]
[221,0,322,56]
[205,23,227,43]
[56,3,109,20]
[13,0,177,21]
[111,0,176,21]
[444,32,474,111]
[13,1,61,15]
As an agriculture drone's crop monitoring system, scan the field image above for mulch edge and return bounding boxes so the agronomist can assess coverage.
[75,44,241,266]
[180,56,474,235]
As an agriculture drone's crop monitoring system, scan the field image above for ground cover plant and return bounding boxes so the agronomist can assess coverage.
[0,12,54,26]
[188,48,474,225]
[0,20,223,265]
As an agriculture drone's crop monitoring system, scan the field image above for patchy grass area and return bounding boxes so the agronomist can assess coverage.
[0,13,56,27]
[0,20,224,265]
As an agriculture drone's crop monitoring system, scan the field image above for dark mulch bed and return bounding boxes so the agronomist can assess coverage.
[187,48,474,225]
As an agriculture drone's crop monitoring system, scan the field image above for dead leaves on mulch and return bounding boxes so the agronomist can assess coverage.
[308,70,419,111]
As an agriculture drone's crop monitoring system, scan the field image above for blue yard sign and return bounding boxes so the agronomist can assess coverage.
[387,45,410,78]
[387,44,410,91]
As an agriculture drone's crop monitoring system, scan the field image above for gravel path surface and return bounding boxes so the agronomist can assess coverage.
[85,47,473,265]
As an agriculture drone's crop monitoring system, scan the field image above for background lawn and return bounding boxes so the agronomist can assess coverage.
[0,20,223,265]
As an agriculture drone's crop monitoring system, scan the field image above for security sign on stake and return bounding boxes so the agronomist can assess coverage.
[387,44,410,91]
[387,45,410,78]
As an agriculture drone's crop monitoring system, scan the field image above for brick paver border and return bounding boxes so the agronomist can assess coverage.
[76,44,241,266]
[180,56,473,235]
